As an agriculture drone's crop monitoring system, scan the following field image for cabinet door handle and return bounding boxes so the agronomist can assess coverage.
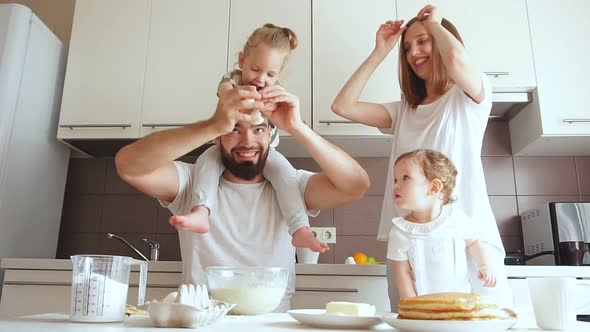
[318,121,356,125]
[484,71,510,77]
[295,287,358,293]
[59,124,132,129]
[142,123,191,128]
[562,119,590,123]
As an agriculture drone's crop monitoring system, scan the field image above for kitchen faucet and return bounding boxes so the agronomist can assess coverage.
[106,233,160,261]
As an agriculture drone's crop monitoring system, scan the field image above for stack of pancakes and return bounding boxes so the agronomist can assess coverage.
[398,292,512,320]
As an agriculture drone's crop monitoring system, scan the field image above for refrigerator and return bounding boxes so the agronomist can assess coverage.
[0,3,70,294]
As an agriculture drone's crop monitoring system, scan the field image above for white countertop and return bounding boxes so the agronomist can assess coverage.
[0,312,588,332]
[2,258,590,277]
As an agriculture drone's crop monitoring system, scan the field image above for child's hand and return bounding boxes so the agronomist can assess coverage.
[478,265,497,287]
[211,86,263,134]
[375,20,405,56]
[259,85,303,131]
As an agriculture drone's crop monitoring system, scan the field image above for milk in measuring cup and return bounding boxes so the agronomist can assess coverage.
[70,273,129,322]
[69,255,147,323]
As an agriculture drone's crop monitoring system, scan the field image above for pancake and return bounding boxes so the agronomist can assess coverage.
[397,292,511,321]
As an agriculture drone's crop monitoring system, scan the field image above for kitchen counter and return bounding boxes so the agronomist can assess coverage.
[3,258,590,277]
[3,258,590,318]
[0,312,589,332]
[0,259,387,275]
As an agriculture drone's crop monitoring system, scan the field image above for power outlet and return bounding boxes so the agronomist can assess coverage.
[309,227,336,244]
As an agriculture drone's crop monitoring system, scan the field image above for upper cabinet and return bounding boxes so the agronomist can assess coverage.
[228,0,312,127]
[509,0,590,155]
[396,0,536,92]
[58,0,150,139]
[140,0,229,137]
[64,1,590,157]
[313,0,399,136]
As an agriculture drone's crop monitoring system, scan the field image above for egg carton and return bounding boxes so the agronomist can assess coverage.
[147,284,235,328]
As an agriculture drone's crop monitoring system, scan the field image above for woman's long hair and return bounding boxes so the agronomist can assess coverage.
[398,17,464,108]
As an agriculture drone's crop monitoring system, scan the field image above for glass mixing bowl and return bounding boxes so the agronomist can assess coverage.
[206,266,289,315]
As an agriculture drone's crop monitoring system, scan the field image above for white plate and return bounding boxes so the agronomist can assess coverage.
[381,313,517,332]
[288,309,383,329]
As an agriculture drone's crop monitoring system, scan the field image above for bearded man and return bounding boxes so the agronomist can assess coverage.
[115,85,370,312]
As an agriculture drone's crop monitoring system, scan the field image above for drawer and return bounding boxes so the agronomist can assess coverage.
[293,275,389,312]
[0,284,175,317]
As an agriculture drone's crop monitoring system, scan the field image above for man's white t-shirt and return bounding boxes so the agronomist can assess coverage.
[161,161,317,312]
[377,74,503,252]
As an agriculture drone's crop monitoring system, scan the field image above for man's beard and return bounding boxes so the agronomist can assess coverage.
[220,146,269,181]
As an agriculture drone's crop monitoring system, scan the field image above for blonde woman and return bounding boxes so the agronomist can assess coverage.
[332,5,511,307]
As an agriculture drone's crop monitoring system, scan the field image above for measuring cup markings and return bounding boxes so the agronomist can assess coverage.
[69,255,147,323]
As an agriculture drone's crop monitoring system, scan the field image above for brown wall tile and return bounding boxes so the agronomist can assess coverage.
[514,157,579,195]
[482,157,516,195]
[317,244,335,264]
[482,121,512,156]
[333,236,388,263]
[582,196,590,202]
[575,157,590,195]
[310,208,334,227]
[57,233,102,258]
[65,158,106,194]
[60,195,103,233]
[57,133,587,261]
[155,233,181,261]
[101,195,158,233]
[488,196,520,236]
[334,196,383,236]
[356,157,389,195]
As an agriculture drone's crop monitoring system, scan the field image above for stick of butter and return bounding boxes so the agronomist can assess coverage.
[325,301,376,316]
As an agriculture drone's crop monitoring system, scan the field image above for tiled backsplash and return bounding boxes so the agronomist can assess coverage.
[56,121,590,263]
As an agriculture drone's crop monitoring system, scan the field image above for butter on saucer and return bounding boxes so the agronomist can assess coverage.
[325,301,376,316]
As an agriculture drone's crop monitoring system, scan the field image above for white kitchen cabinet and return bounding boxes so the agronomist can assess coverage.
[57,0,150,139]
[312,0,399,136]
[0,269,181,317]
[396,0,535,92]
[228,0,312,127]
[509,0,590,155]
[139,0,230,136]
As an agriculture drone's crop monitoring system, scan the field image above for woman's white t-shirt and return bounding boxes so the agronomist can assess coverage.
[377,74,503,252]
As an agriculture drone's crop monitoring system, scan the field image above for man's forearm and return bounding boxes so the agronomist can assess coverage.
[288,124,369,196]
[116,119,222,177]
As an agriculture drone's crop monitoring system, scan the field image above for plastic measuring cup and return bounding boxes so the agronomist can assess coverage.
[69,255,147,323]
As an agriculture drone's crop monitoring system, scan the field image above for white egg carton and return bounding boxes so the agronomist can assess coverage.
[147,284,235,328]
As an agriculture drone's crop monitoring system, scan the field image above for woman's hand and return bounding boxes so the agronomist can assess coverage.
[417,4,442,27]
[375,20,406,57]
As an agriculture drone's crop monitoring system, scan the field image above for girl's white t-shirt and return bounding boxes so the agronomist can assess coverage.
[377,74,503,252]
[387,203,478,261]
[387,204,477,295]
